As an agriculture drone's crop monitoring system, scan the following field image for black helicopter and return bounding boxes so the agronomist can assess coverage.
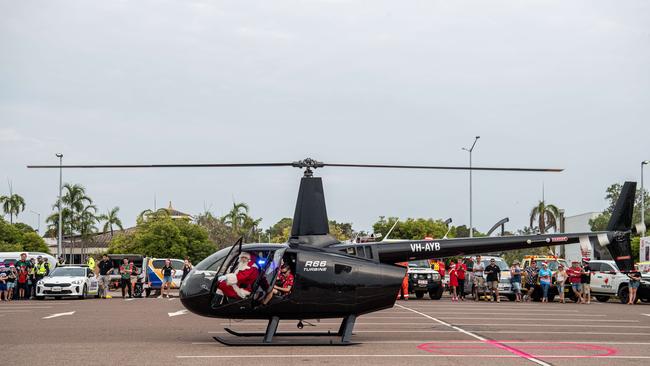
[28,158,641,346]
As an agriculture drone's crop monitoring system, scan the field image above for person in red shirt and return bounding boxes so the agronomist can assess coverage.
[456,259,467,301]
[449,263,459,302]
[263,262,294,305]
[566,261,585,304]
[17,266,28,300]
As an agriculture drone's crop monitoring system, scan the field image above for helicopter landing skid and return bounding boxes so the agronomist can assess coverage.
[214,315,358,346]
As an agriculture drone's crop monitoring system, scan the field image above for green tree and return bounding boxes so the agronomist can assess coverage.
[266,218,293,242]
[21,231,50,252]
[0,193,26,224]
[222,203,251,233]
[100,207,124,236]
[0,218,50,254]
[529,201,560,234]
[373,216,452,240]
[109,214,214,263]
[195,211,241,250]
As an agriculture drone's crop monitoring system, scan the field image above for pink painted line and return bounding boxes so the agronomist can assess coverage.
[485,340,539,360]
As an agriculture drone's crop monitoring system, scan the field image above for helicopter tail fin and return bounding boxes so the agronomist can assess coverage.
[604,181,636,271]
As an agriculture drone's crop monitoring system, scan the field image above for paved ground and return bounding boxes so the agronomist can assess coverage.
[3,292,650,365]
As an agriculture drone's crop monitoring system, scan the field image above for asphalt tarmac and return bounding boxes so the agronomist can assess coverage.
[4,292,650,366]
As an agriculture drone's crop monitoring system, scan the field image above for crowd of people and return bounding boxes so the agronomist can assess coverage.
[0,252,196,301]
[444,255,644,305]
[0,253,52,301]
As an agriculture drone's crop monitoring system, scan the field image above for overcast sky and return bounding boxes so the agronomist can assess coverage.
[1,0,649,237]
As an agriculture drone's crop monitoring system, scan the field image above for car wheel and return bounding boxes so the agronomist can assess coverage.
[618,286,630,304]
[595,295,610,303]
[79,285,87,300]
[415,291,424,299]
[507,294,516,302]
[145,288,152,298]
[35,296,44,300]
[134,283,143,298]
[547,293,555,303]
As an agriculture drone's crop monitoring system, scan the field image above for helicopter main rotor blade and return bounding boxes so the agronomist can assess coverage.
[323,163,563,172]
[26,163,294,169]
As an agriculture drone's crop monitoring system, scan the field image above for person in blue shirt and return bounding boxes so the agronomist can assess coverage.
[538,262,553,303]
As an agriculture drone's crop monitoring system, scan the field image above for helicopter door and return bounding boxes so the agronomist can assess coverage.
[210,239,243,308]
[250,248,286,308]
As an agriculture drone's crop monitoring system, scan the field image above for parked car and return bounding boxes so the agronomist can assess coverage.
[588,260,650,304]
[407,260,443,299]
[35,265,99,299]
[464,256,515,301]
[521,255,569,302]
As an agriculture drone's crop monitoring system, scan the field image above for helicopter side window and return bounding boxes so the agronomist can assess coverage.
[357,246,366,258]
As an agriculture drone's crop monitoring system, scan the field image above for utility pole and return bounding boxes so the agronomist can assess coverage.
[56,153,63,259]
[643,160,649,236]
[462,136,480,237]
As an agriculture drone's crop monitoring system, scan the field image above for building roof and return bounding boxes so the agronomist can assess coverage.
[163,201,192,219]
[48,227,138,250]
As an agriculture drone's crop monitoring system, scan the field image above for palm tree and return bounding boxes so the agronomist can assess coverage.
[100,206,123,236]
[0,193,26,224]
[222,202,250,232]
[530,200,560,234]
[52,183,93,262]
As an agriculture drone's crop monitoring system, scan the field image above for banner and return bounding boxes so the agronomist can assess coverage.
[641,237,650,263]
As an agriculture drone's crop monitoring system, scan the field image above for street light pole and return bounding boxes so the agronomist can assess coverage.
[643,160,649,236]
[56,153,63,260]
[462,136,480,238]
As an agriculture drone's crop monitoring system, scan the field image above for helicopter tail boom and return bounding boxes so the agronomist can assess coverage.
[374,182,637,271]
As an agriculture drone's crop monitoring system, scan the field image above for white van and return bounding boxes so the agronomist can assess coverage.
[0,252,58,268]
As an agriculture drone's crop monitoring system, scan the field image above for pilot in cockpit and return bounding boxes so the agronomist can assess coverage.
[262,261,294,305]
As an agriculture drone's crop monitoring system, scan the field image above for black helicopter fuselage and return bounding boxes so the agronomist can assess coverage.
[179,243,405,320]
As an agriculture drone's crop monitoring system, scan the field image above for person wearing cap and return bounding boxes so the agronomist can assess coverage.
[523,261,538,302]
[581,258,592,304]
[34,256,49,288]
[485,258,501,302]
[472,255,485,301]
[554,263,568,303]
[510,260,523,302]
[263,261,294,305]
[538,262,552,303]
[566,261,584,303]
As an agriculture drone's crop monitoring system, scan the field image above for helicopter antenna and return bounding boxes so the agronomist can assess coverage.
[383,219,400,241]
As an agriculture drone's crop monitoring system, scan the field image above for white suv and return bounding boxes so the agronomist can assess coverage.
[36,266,99,299]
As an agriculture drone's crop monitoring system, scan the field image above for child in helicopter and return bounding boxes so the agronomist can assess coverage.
[262,262,294,305]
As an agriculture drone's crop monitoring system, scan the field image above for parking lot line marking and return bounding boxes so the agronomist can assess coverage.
[643,314,650,317]
[482,330,650,336]
[457,324,650,328]
[397,304,551,366]
[42,311,75,319]
[125,298,136,301]
[176,354,650,360]
[437,317,636,322]
[168,309,188,317]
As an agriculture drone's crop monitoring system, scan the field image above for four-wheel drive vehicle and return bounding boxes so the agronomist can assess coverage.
[464,256,515,301]
[35,265,99,299]
[522,255,569,302]
[587,260,650,304]
[407,260,443,299]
